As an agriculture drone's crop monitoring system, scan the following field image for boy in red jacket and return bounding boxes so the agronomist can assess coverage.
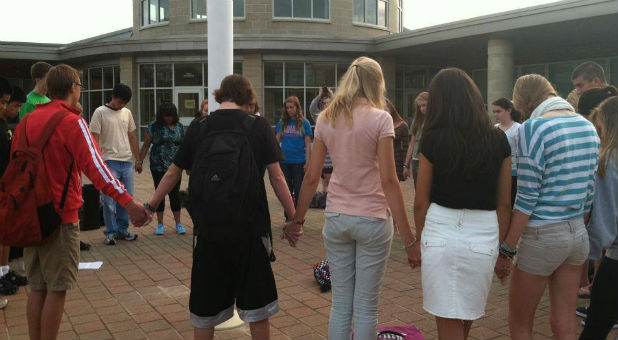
[12,64,149,340]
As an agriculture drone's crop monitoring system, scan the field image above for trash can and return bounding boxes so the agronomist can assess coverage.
[80,184,102,231]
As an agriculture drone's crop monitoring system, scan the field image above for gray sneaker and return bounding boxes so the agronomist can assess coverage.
[104,234,116,245]
[117,232,138,241]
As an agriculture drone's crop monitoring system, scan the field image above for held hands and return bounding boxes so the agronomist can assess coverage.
[282,220,304,247]
[402,167,411,181]
[406,241,421,270]
[126,201,149,227]
[135,163,143,174]
[494,255,512,285]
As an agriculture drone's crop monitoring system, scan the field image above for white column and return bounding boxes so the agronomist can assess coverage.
[207,0,233,111]
[487,38,514,106]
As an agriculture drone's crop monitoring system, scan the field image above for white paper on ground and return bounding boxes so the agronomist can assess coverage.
[78,261,103,270]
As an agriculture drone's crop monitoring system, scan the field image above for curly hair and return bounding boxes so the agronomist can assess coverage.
[282,96,305,133]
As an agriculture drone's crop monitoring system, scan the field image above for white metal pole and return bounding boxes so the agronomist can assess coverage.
[207,0,233,112]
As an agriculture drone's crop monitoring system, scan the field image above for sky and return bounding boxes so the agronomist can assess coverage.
[0,0,562,44]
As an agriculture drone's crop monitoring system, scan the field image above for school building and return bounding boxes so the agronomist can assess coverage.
[1,0,616,140]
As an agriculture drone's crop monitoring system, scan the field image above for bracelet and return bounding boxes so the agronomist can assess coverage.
[403,164,410,169]
[293,218,305,226]
[404,236,418,249]
[499,242,517,259]
[136,160,143,165]
[143,202,156,213]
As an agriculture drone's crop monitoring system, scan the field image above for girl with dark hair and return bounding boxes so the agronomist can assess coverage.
[492,97,521,207]
[403,92,428,185]
[276,96,312,209]
[386,98,409,181]
[412,68,512,339]
[138,102,186,235]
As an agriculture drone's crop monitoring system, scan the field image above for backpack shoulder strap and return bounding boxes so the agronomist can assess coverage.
[32,110,70,150]
[241,114,257,134]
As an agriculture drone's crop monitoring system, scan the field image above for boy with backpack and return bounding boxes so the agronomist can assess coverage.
[144,74,300,340]
[1,64,149,340]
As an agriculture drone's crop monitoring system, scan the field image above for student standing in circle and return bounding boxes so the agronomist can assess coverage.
[276,96,312,208]
[504,74,599,340]
[138,102,185,235]
[492,97,521,207]
[403,92,428,185]
[287,57,418,340]
[413,68,513,340]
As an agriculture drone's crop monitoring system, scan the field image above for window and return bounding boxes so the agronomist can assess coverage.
[80,66,121,122]
[354,0,388,27]
[397,0,403,32]
[263,62,346,123]
[141,0,169,26]
[273,0,330,20]
[191,0,246,20]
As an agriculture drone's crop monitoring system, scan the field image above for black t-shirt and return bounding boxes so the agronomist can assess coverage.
[0,119,11,176]
[420,127,511,210]
[174,109,283,238]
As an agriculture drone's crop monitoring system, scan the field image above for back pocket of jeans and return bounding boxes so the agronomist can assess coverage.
[469,244,497,271]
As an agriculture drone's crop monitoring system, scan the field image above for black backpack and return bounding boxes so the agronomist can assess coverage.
[188,114,261,241]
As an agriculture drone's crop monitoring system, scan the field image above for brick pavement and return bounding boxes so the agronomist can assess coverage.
[0,166,615,340]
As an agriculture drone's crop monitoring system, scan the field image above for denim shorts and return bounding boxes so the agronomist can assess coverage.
[516,218,589,276]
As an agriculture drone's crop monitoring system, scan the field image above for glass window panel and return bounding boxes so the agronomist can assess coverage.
[264,62,284,86]
[377,0,386,26]
[404,71,424,89]
[610,58,618,86]
[520,64,546,77]
[83,69,90,90]
[114,67,120,85]
[91,91,103,109]
[234,0,245,17]
[367,0,377,24]
[306,63,335,87]
[159,0,169,21]
[81,93,90,122]
[90,68,103,90]
[274,0,292,17]
[156,64,173,87]
[141,0,148,26]
[395,90,404,120]
[336,64,349,86]
[140,64,154,87]
[396,71,403,89]
[103,90,113,104]
[156,89,173,109]
[192,0,206,19]
[149,0,159,23]
[177,92,200,119]
[285,63,304,86]
[472,70,487,103]
[293,0,311,18]
[548,62,577,97]
[313,0,329,19]
[203,63,208,86]
[264,88,283,123]
[174,63,203,86]
[140,89,155,126]
[234,62,243,75]
[103,67,114,89]
[354,0,364,22]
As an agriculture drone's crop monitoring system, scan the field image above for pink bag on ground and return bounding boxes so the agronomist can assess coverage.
[376,325,424,340]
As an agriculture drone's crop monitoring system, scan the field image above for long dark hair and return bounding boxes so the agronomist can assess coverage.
[492,97,522,123]
[156,102,179,126]
[423,68,497,176]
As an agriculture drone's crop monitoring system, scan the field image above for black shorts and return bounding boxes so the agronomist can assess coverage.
[189,235,279,328]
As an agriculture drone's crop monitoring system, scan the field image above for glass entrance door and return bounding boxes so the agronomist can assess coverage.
[174,87,202,126]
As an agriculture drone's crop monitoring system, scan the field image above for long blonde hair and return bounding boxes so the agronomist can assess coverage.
[512,74,558,118]
[322,57,386,126]
[411,91,428,135]
[590,96,618,177]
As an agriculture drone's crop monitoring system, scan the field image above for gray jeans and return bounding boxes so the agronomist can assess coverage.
[322,212,394,340]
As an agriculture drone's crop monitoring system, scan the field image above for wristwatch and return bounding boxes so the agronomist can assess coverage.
[144,202,156,213]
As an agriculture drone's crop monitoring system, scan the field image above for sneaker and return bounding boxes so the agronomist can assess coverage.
[176,224,186,235]
[576,306,588,318]
[0,298,7,310]
[0,276,17,295]
[117,232,138,241]
[4,270,27,286]
[80,241,91,251]
[581,318,618,329]
[104,234,116,246]
[155,224,165,236]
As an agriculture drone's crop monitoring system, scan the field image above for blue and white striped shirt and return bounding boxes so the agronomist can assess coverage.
[514,114,600,226]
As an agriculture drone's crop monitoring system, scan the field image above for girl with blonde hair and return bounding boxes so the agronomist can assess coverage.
[503,74,600,339]
[286,57,417,340]
[402,92,428,185]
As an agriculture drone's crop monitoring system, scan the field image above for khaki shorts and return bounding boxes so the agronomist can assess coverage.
[24,223,80,291]
[515,218,589,276]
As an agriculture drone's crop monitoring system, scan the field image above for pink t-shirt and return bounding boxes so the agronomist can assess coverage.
[315,104,395,219]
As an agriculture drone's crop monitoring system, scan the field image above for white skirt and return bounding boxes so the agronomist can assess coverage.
[421,203,499,320]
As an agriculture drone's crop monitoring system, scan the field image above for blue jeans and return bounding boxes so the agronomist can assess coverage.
[322,212,394,340]
[102,160,134,236]
[280,162,304,206]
